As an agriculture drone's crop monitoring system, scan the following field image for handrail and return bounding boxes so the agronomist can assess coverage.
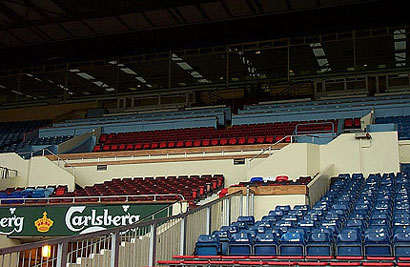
[294,121,335,135]
[0,193,186,205]
[0,190,242,255]
[248,134,337,164]
[0,166,18,179]
[19,148,76,175]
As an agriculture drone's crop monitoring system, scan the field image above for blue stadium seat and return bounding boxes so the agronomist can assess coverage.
[336,228,363,256]
[279,229,306,256]
[195,235,220,256]
[306,229,333,256]
[212,230,230,255]
[237,216,255,226]
[364,227,392,256]
[393,228,410,257]
[254,233,278,256]
[228,232,253,256]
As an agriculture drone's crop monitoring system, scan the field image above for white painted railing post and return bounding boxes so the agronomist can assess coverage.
[206,206,212,235]
[179,217,187,255]
[148,224,157,267]
[56,242,68,267]
[110,233,119,267]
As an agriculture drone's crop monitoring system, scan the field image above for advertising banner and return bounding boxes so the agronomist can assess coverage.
[0,203,170,237]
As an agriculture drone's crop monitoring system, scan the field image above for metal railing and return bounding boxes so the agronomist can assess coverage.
[0,166,18,179]
[0,190,250,267]
[19,148,75,176]
[0,193,185,205]
[248,134,337,168]
[294,121,335,135]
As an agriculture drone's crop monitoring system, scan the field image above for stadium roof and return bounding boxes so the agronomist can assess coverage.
[0,0,408,104]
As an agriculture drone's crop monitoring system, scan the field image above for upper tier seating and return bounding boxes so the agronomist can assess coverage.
[0,120,50,153]
[193,172,409,259]
[376,116,410,140]
[233,94,410,125]
[93,120,338,152]
[0,175,224,207]
[40,107,231,137]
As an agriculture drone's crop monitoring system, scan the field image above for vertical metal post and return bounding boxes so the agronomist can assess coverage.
[179,217,187,255]
[226,46,230,89]
[63,63,69,102]
[206,206,212,235]
[56,242,68,267]
[239,192,243,217]
[246,186,250,216]
[375,76,380,93]
[111,233,119,267]
[148,224,157,267]
[250,192,254,217]
[115,65,120,97]
[168,51,172,88]
[225,198,231,225]
[353,30,357,75]
[287,38,291,81]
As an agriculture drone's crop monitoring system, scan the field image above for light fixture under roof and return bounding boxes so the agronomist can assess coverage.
[25,73,33,77]
[310,43,332,73]
[83,91,90,95]
[77,72,95,80]
[105,88,115,92]
[0,85,6,89]
[172,53,211,84]
[69,69,80,73]
[120,68,137,75]
[394,29,407,67]
[129,87,137,91]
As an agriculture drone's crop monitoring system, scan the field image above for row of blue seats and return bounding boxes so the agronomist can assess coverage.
[57,107,232,127]
[240,95,410,114]
[195,172,410,257]
[376,116,410,140]
[0,187,55,203]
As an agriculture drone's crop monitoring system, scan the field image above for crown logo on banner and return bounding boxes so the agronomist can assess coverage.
[34,212,54,233]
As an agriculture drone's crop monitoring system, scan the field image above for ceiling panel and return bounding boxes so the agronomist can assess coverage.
[145,9,178,27]
[9,28,45,43]
[59,21,96,38]
[223,0,253,16]
[200,2,229,20]
[175,5,206,23]
[0,30,24,46]
[37,24,72,40]
[85,17,130,35]
[118,12,153,31]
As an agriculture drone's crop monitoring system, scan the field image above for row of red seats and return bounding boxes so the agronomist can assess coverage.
[51,175,224,204]
[94,136,292,152]
[95,120,338,152]
[345,118,361,128]
[158,255,402,266]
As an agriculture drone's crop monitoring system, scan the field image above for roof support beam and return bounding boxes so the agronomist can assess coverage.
[194,3,210,21]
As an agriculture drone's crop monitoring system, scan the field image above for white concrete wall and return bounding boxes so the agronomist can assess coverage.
[28,157,75,191]
[72,157,266,189]
[0,153,75,191]
[399,140,410,163]
[320,132,400,177]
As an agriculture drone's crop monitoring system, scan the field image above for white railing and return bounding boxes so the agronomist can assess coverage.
[0,190,250,267]
[0,166,18,179]
[248,134,337,168]
[0,193,185,205]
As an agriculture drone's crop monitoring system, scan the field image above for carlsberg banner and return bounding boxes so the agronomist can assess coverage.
[0,203,169,236]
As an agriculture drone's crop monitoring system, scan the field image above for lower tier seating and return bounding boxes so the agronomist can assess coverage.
[94,120,338,152]
[192,172,410,259]
[376,116,410,140]
[0,175,224,207]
